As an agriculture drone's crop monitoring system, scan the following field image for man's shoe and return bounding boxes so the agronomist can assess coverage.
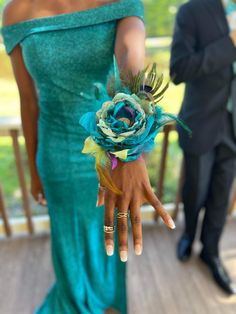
[200,250,236,295]
[177,234,192,262]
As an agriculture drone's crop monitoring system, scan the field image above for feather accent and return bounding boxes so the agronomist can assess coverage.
[123,63,169,103]
[160,113,192,136]
[113,55,123,93]
[93,83,107,100]
[82,137,122,194]
[96,163,122,195]
[107,56,123,97]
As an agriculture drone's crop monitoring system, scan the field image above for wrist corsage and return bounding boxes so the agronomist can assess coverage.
[79,56,190,194]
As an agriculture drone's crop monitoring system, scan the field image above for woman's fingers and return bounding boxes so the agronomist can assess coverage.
[117,198,129,262]
[145,188,175,229]
[104,192,116,256]
[130,200,143,255]
[37,192,47,206]
[96,184,105,207]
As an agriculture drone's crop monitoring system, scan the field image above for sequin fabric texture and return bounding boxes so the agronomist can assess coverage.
[1,1,144,313]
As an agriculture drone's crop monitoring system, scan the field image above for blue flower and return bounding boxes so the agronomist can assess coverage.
[80,92,166,161]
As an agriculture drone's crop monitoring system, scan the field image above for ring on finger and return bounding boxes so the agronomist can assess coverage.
[104,225,115,233]
[117,212,129,219]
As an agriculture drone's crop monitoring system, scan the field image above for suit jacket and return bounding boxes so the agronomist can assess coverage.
[170,0,236,154]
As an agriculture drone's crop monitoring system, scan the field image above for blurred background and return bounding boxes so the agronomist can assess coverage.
[0,1,236,314]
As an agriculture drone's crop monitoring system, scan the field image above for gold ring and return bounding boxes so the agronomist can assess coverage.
[104,225,115,233]
[117,212,129,219]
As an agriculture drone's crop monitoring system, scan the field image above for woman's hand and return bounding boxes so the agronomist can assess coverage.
[97,157,175,261]
[31,174,47,206]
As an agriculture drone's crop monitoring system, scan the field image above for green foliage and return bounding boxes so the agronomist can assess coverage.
[0,0,5,7]
[0,0,6,19]
[144,0,186,36]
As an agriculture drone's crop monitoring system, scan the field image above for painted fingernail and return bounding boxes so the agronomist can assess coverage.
[120,251,128,262]
[106,245,114,256]
[135,244,142,255]
[168,218,176,229]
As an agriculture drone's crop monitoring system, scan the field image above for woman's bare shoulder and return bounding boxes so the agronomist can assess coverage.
[2,0,31,26]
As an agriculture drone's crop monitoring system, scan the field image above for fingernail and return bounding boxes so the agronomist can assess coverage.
[96,200,99,207]
[120,251,128,262]
[106,245,114,256]
[168,218,176,229]
[135,244,142,255]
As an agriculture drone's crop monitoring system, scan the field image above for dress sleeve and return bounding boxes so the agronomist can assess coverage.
[120,0,144,21]
[1,23,27,55]
[0,0,145,55]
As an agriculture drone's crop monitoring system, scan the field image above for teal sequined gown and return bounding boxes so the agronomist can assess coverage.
[1,1,144,313]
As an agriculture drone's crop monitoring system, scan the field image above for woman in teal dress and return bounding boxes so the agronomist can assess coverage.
[1,1,175,313]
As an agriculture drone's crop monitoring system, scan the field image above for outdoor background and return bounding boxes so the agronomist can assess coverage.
[0,0,186,217]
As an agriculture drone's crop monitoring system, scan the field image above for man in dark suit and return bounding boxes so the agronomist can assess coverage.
[170,0,236,294]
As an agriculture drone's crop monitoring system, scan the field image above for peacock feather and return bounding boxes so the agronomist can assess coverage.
[80,56,191,195]
[125,63,169,104]
[106,58,169,104]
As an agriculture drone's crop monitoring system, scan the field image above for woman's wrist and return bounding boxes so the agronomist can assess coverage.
[28,162,39,180]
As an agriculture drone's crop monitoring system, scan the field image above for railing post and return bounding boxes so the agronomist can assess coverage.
[0,185,12,237]
[10,129,34,234]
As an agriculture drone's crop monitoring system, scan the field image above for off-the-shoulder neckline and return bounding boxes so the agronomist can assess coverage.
[2,0,124,29]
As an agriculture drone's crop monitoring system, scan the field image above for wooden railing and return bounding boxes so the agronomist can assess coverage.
[0,117,34,236]
[0,118,235,238]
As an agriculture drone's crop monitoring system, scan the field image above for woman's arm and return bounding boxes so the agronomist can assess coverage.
[101,16,175,261]
[115,16,146,75]
[3,4,46,205]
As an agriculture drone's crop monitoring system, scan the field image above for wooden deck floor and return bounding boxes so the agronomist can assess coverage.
[0,217,235,314]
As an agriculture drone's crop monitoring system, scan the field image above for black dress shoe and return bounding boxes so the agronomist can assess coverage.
[177,234,192,262]
[200,250,236,295]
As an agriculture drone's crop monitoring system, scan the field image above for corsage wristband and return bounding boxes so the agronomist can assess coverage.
[79,56,191,194]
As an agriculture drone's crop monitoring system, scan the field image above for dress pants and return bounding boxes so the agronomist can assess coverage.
[182,112,236,256]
